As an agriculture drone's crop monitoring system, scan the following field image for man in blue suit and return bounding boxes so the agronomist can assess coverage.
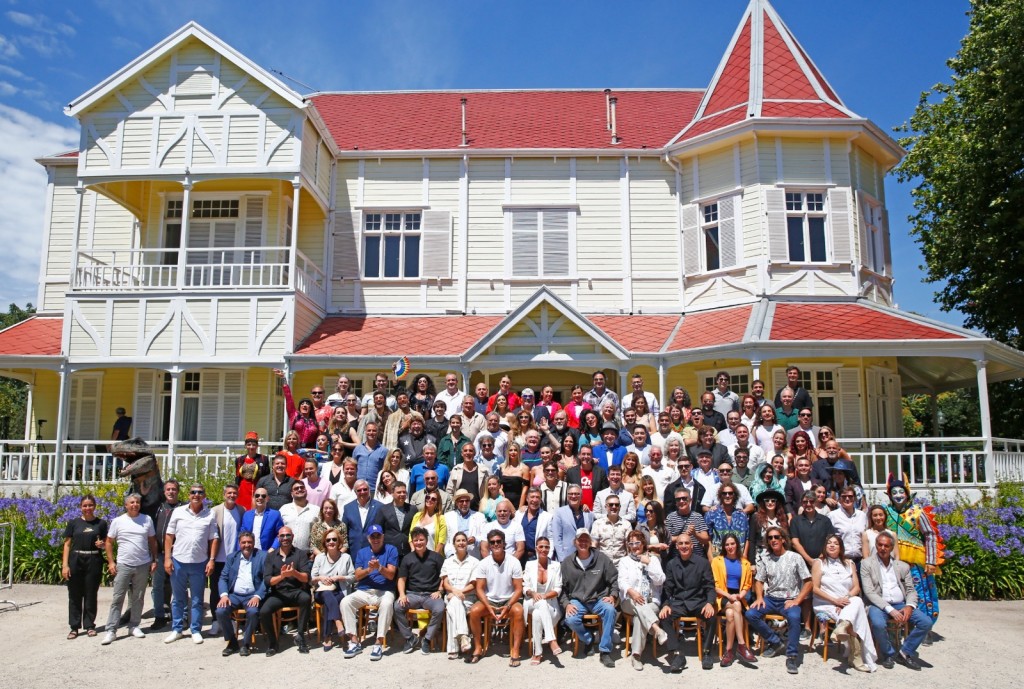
[214,530,266,657]
[240,489,284,551]
[550,484,595,561]
[341,480,384,557]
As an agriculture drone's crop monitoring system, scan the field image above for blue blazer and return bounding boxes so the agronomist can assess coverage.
[550,504,595,562]
[218,549,268,600]
[341,499,384,556]
[240,508,284,551]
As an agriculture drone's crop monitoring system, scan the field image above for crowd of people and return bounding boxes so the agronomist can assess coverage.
[61,368,942,673]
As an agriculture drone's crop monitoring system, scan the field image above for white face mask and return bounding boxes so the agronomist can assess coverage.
[890,486,908,507]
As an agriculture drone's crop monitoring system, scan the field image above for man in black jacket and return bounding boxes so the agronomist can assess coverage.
[379,482,415,558]
[560,529,619,668]
[662,457,706,515]
[658,533,717,672]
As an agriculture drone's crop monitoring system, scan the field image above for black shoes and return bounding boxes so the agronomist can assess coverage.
[222,643,239,657]
[881,655,895,669]
[897,652,921,670]
[266,644,278,657]
[702,653,714,670]
[669,653,687,673]
[786,656,799,674]
[150,618,168,631]
[239,646,251,657]
[600,652,615,668]
[403,637,418,654]
[762,642,785,658]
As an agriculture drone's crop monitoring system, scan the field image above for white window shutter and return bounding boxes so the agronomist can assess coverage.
[681,203,700,275]
[828,188,852,263]
[837,368,864,438]
[221,371,244,440]
[855,191,871,270]
[197,371,221,442]
[771,368,787,397]
[420,209,452,279]
[542,210,570,276]
[880,207,892,276]
[765,188,788,263]
[332,210,361,279]
[187,220,212,265]
[511,210,539,277]
[888,373,903,437]
[243,197,264,263]
[719,195,738,268]
[213,220,237,263]
[69,375,101,440]
[133,370,158,440]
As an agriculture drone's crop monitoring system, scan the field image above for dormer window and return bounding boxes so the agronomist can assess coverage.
[785,191,827,263]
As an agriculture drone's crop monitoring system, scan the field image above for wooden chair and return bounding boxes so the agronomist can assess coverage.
[810,614,835,661]
[229,607,260,648]
[482,612,527,655]
[756,613,787,654]
[312,602,324,643]
[570,613,604,656]
[405,608,446,651]
[716,608,750,659]
[357,604,388,648]
[272,606,310,645]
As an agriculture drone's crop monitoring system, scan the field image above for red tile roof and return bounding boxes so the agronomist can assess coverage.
[294,315,504,356]
[761,14,820,101]
[588,315,682,353]
[769,304,966,341]
[0,317,63,356]
[310,90,704,152]
[760,101,848,119]
[703,16,752,116]
[678,107,748,142]
[667,305,752,351]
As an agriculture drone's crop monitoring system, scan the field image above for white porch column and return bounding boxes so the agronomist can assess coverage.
[461,367,472,396]
[617,368,628,402]
[929,393,940,436]
[657,360,666,415]
[22,382,34,441]
[175,181,192,289]
[69,185,85,287]
[975,360,993,458]
[289,180,301,289]
[52,365,71,491]
[750,358,762,381]
[167,370,181,472]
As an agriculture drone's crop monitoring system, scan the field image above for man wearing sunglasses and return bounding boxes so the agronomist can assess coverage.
[163,483,219,645]
[468,530,525,665]
[745,526,812,674]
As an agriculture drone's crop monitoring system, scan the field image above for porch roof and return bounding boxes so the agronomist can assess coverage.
[0,317,63,357]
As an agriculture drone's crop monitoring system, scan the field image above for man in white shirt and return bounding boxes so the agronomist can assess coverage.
[642,446,678,501]
[361,371,397,411]
[692,448,719,491]
[164,483,219,644]
[650,412,685,453]
[443,489,487,558]
[209,484,244,637]
[468,529,525,662]
[434,372,467,419]
[787,408,821,447]
[590,494,631,565]
[482,499,525,561]
[280,481,318,551]
[328,459,360,508]
[727,424,766,466]
[473,413,508,461]
[325,373,353,407]
[716,411,743,447]
[593,465,638,525]
[625,426,652,467]
[620,373,660,416]
[102,493,157,644]
[828,487,867,562]
[711,371,741,418]
[701,462,755,514]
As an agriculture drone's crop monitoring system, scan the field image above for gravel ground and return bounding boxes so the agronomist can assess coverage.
[1,583,1018,689]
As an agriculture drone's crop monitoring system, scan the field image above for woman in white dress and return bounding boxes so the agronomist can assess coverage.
[440,532,479,658]
[310,528,355,651]
[522,536,563,665]
[811,534,877,672]
[861,505,888,558]
[617,529,668,670]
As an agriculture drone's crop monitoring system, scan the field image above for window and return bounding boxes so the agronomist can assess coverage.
[363,212,421,278]
[163,196,266,285]
[702,202,720,272]
[702,372,750,394]
[785,191,827,262]
[68,374,102,441]
[510,209,570,277]
[861,197,886,274]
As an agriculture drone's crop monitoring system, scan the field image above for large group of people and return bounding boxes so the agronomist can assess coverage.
[61,368,943,673]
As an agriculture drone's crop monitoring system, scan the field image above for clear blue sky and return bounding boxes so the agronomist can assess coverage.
[0,0,972,325]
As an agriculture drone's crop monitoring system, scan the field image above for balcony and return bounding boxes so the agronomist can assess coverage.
[72,247,327,309]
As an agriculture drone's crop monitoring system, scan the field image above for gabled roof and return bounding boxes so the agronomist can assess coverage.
[0,317,63,357]
[65,22,305,117]
[309,90,703,152]
[670,0,857,146]
[294,315,503,358]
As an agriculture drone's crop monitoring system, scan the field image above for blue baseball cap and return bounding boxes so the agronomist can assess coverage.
[365,524,384,536]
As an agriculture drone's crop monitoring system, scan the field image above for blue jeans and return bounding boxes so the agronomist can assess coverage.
[170,559,207,634]
[745,596,803,657]
[564,598,616,653]
[868,602,933,658]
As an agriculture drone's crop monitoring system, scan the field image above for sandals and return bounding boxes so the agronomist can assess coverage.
[531,656,543,665]
[67,631,79,640]
[509,657,521,667]
[448,652,459,660]
[466,653,482,664]
[86,629,97,638]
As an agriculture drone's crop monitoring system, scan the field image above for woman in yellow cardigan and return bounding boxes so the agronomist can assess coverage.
[711,533,756,666]
[410,492,448,554]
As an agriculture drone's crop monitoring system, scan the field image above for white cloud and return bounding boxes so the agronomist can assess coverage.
[0,34,20,59]
[0,81,16,96]
[2,11,74,58]
[0,104,78,307]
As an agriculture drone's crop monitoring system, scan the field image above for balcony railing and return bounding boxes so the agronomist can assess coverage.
[295,249,328,310]
[74,247,296,291]
[2,436,1023,490]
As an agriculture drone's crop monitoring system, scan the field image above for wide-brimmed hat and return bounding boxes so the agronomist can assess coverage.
[756,489,785,506]
[829,459,857,477]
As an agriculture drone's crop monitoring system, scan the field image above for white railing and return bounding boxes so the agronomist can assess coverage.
[0,439,280,486]
[75,247,294,291]
[295,249,328,310]
[75,248,179,289]
[992,437,1024,483]
[840,437,995,489]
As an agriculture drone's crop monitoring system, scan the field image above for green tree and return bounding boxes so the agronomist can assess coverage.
[0,303,35,439]
[895,0,1024,343]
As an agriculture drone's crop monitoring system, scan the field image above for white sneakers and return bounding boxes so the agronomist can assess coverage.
[101,631,116,645]
[191,632,204,644]
[131,627,146,639]
[164,631,184,644]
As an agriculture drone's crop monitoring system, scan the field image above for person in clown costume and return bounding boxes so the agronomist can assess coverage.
[883,473,944,623]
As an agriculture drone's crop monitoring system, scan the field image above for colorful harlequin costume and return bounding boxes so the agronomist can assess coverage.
[884,473,944,622]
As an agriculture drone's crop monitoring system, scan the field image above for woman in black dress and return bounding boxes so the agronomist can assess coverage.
[61,495,108,639]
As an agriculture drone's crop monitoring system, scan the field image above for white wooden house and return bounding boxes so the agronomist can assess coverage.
[1,0,1021,494]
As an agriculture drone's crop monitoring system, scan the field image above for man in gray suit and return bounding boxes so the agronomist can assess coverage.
[861,531,933,670]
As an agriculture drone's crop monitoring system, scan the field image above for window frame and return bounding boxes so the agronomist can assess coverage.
[860,195,886,275]
[700,201,721,272]
[784,190,829,264]
[507,207,573,279]
[361,210,423,280]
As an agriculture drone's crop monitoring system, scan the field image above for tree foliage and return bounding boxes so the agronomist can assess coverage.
[895,0,1024,343]
[0,303,35,439]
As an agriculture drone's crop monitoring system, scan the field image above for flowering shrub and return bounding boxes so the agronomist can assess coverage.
[0,472,235,585]
[933,482,1024,600]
